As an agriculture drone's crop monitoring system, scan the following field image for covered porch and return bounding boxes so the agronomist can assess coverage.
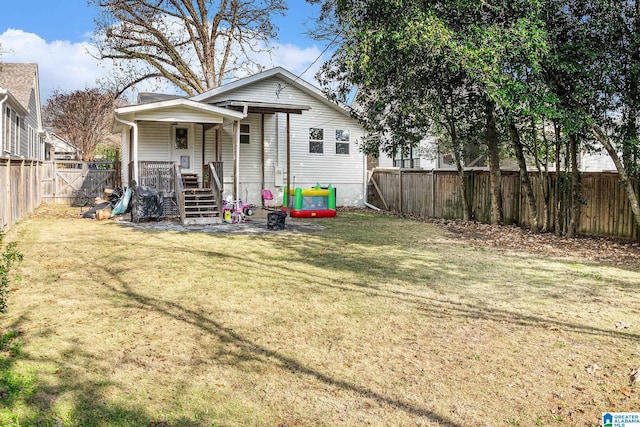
[114,98,308,225]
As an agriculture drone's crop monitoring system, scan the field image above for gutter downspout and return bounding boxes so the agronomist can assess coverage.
[114,115,139,185]
[0,93,8,156]
[363,154,381,211]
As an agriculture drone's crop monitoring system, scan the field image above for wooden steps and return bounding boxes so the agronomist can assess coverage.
[182,188,220,225]
[182,173,199,189]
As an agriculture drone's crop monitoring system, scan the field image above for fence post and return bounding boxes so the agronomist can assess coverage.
[431,169,436,218]
[399,169,403,214]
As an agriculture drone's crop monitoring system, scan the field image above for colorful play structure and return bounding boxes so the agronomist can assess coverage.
[284,184,337,218]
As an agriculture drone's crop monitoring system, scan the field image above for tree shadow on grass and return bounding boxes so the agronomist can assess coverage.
[0,318,183,426]
[97,277,465,427]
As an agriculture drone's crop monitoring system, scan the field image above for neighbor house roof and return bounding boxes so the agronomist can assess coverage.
[0,63,39,111]
[137,92,187,104]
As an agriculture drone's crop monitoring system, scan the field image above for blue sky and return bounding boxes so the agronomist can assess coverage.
[0,1,327,102]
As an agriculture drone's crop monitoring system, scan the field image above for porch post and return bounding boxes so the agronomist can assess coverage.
[132,123,139,185]
[286,113,291,207]
[115,116,138,185]
[233,120,240,201]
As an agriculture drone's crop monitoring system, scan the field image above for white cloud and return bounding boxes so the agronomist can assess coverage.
[0,29,108,103]
[1,28,330,104]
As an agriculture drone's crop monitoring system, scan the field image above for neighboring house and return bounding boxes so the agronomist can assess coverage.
[378,135,618,172]
[113,67,367,224]
[0,63,45,160]
[45,131,81,160]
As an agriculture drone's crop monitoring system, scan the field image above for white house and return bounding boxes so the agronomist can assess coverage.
[114,67,367,224]
[0,63,45,160]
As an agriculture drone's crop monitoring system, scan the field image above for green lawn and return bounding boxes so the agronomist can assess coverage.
[1,205,639,426]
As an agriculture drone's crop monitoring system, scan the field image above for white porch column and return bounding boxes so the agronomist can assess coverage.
[233,119,240,201]
[115,116,139,184]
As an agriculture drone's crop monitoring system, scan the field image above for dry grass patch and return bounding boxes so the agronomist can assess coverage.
[0,205,639,426]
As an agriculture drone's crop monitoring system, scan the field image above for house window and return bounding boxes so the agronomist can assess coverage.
[309,127,324,154]
[335,129,350,155]
[240,123,250,144]
[174,127,188,149]
[393,146,420,168]
[28,126,34,158]
[14,116,21,156]
[3,108,9,153]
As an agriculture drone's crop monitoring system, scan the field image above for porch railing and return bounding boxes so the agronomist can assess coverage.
[128,161,175,194]
[202,162,223,190]
[173,163,186,224]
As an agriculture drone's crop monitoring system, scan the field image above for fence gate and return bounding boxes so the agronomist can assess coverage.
[42,160,119,205]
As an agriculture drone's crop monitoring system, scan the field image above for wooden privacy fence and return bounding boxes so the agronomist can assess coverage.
[41,160,120,205]
[368,168,640,240]
[1,158,42,231]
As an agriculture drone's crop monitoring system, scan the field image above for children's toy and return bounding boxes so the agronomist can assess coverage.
[284,184,336,218]
[222,198,254,223]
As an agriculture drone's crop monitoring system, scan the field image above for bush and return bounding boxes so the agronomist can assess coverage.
[0,231,23,314]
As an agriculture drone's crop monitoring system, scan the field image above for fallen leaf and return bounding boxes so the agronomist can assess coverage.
[620,386,631,397]
[585,364,600,375]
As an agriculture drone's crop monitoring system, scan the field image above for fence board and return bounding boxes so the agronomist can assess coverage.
[1,159,42,231]
[41,160,118,205]
[370,168,639,240]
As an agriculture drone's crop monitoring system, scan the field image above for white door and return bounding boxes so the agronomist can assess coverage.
[171,124,194,173]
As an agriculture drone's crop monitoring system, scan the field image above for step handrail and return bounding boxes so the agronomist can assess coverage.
[208,162,223,215]
[174,164,186,224]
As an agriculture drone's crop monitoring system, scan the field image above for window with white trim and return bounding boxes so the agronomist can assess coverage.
[335,129,350,155]
[240,123,250,144]
[28,126,36,159]
[3,108,10,153]
[309,127,324,154]
[14,116,21,156]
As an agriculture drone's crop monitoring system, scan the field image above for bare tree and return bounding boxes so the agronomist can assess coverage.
[91,0,286,97]
[43,88,119,161]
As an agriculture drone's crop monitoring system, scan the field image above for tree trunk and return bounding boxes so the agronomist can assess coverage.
[567,133,581,238]
[485,99,503,224]
[589,123,640,234]
[554,121,563,236]
[450,125,472,221]
[509,119,539,233]
[530,117,550,232]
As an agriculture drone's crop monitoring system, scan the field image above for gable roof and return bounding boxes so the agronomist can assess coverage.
[113,97,246,132]
[191,67,352,117]
[0,63,39,111]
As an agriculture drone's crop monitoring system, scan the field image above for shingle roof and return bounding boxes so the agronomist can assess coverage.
[0,63,38,109]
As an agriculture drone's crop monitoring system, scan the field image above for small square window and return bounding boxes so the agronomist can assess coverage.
[336,129,350,141]
[309,140,324,153]
[309,127,324,141]
[336,142,350,154]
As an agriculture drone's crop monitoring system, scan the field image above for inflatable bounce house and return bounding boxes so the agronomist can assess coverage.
[284,184,337,218]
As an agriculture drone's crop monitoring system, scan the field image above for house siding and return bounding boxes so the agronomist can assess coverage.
[207,76,366,206]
